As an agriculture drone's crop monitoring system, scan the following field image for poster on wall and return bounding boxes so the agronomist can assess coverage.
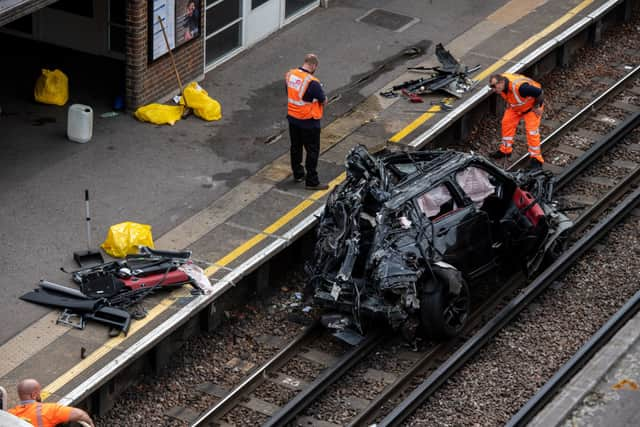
[150,0,200,61]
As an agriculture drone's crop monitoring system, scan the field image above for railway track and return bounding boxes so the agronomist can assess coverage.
[190,275,523,426]
[96,11,640,427]
[272,69,640,425]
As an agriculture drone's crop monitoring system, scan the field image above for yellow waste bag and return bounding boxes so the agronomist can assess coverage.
[101,221,155,258]
[34,69,69,106]
[182,82,222,121]
[134,104,184,125]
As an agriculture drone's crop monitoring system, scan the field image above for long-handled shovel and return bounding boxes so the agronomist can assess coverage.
[157,15,191,118]
[73,189,104,267]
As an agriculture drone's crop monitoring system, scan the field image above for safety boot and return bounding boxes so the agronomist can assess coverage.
[490,150,511,159]
[528,157,544,170]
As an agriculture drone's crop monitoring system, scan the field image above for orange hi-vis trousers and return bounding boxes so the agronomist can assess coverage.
[499,106,544,163]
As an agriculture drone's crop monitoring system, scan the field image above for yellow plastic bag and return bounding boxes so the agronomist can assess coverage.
[101,221,155,258]
[34,69,69,106]
[182,82,222,121]
[134,104,184,125]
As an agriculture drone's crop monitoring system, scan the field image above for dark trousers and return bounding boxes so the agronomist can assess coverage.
[289,124,321,186]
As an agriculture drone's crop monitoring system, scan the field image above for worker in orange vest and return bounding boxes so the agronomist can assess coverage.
[489,73,545,168]
[8,379,94,427]
[286,53,329,190]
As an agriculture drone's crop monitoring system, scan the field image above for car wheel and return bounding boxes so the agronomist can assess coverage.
[543,233,570,268]
[421,277,470,340]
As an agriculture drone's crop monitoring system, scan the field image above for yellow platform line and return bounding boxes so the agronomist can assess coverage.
[42,287,192,398]
[43,176,341,399]
[474,0,593,82]
[388,0,594,143]
[42,0,595,401]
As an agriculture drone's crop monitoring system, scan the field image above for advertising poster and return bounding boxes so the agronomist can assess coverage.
[150,0,200,61]
[175,0,201,43]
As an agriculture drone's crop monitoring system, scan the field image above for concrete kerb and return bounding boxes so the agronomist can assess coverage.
[406,0,627,150]
[530,311,640,427]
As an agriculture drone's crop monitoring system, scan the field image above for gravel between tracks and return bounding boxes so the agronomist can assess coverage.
[96,10,640,427]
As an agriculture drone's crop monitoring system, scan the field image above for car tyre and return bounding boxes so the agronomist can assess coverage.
[421,277,470,340]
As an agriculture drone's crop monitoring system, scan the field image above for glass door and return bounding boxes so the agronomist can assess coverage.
[245,0,280,46]
[285,0,315,19]
[205,0,243,66]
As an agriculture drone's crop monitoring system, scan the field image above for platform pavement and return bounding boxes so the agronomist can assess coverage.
[530,307,640,427]
[0,0,628,414]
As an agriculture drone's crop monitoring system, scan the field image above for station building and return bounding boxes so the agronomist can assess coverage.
[0,0,320,109]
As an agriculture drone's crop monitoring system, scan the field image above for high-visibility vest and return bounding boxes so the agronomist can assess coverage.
[286,68,323,120]
[9,402,72,427]
[499,73,541,114]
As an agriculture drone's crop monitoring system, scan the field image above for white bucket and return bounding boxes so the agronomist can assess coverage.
[67,104,93,143]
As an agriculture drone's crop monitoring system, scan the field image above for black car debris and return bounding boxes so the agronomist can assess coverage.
[306,145,573,340]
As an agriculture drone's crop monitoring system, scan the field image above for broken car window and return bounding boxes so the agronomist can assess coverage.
[455,166,495,207]
[416,184,456,219]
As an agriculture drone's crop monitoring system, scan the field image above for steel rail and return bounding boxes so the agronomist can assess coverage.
[509,64,640,170]
[570,166,640,235]
[348,275,522,427]
[262,331,385,427]
[506,287,640,427]
[192,322,321,426]
[376,186,640,426]
[554,111,640,188]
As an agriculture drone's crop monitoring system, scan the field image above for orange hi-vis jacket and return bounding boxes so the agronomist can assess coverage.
[498,73,541,114]
[286,68,324,120]
[9,401,72,427]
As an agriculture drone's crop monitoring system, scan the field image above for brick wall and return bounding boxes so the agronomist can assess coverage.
[125,0,204,110]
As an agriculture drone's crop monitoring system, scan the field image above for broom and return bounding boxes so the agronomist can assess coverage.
[157,16,191,117]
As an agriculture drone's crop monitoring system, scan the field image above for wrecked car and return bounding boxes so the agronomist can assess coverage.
[306,145,572,340]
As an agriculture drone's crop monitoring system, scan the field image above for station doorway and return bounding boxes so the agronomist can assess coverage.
[204,0,317,69]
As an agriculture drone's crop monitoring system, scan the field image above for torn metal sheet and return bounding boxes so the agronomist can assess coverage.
[307,145,573,340]
[391,43,480,99]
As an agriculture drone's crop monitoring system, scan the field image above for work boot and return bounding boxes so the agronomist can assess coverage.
[490,149,511,159]
[305,183,329,191]
[528,157,544,170]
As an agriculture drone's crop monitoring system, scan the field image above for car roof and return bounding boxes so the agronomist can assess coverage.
[381,150,505,210]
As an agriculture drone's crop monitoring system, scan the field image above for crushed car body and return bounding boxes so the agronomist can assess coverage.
[306,145,573,339]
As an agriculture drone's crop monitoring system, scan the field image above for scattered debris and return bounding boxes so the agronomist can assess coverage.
[384,43,481,102]
[20,246,207,336]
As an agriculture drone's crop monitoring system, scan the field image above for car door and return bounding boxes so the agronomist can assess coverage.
[415,181,491,276]
[452,166,497,276]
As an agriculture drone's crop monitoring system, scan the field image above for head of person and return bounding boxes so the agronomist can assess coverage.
[303,53,319,74]
[16,379,42,402]
[186,0,196,16]
[489,74,507,93]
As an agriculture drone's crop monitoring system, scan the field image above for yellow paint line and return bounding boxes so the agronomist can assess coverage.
[264,200,315,233]
[43,287,191,397]
[212,232,270,267]
[389,0,593,143]
[389,105,442,143]
[474,0,593,82]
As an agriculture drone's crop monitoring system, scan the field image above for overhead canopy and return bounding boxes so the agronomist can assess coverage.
[0,0,58,27]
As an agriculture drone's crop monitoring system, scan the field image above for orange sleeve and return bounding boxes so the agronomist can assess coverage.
[43,403,73,425]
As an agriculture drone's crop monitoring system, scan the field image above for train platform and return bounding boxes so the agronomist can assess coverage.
[0,0,636,419]
[531,307,640,427]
